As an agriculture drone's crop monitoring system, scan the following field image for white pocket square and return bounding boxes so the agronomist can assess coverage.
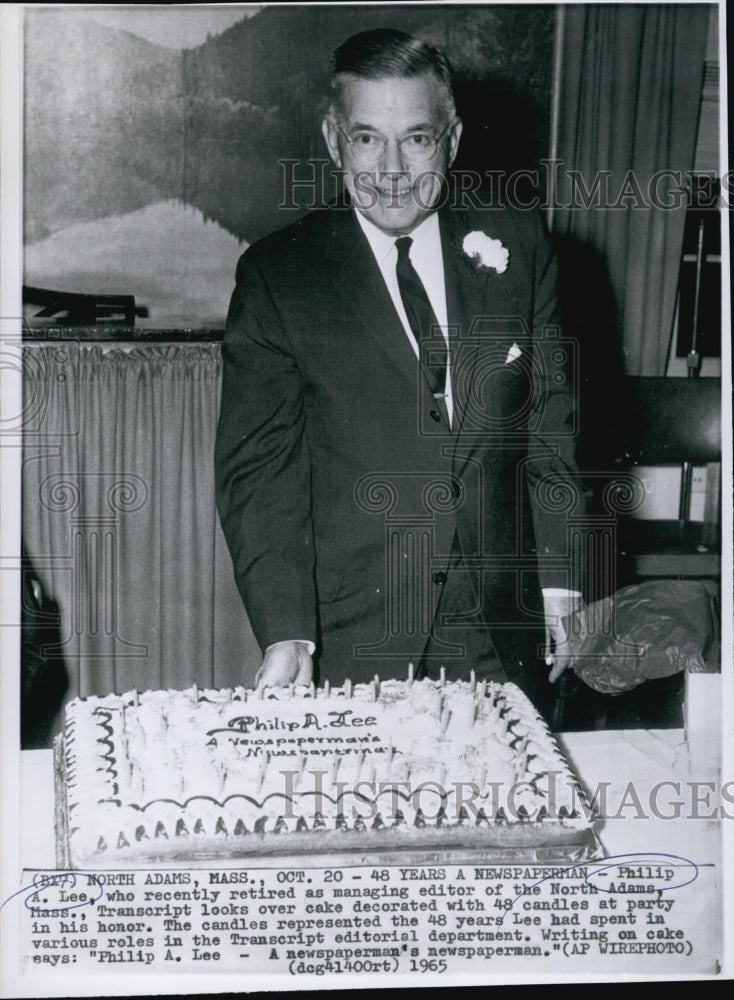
[505,343,522,364]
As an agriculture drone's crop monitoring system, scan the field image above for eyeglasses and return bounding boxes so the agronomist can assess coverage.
[335,121,455,165]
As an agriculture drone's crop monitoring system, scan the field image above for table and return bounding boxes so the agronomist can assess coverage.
[19,728,722,870]
[557,729,721,866]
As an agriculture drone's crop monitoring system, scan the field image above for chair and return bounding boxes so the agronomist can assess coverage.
[610,376,722,581]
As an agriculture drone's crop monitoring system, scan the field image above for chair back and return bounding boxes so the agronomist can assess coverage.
[614,376,721,465]
[606,376,722,577]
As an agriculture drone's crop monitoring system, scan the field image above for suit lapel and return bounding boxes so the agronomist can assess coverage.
[439,205,518,323]
[325,207,430,402]
[439,207,519,438]
[439,207,489,437]
[326,205,459,425]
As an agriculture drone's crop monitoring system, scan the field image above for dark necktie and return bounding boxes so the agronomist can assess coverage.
[395,236,447,397]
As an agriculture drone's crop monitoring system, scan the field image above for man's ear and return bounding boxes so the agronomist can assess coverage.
[447,117,463,168]
[321,118,341,168]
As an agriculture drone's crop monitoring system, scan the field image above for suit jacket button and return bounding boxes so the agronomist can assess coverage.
[432,570,447,585]
[429,409,442,422]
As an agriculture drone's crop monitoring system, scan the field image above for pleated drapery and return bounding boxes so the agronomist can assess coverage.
[552,4,710,375]
[22,343,261,716]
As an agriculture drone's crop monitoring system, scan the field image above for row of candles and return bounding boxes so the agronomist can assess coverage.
[126,666,489,706]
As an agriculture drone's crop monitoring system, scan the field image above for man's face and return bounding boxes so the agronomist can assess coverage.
[322,73,462,236]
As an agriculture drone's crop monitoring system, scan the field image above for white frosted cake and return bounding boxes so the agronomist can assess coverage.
[55,676,597,867]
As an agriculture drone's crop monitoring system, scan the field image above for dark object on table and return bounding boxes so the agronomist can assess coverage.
[568,579,716,694]
[552,580,718,731]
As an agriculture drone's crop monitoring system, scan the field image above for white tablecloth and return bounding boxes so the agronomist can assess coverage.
[557,729,721,865]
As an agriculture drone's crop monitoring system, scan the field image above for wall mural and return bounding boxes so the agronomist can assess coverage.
[23,3,555,331]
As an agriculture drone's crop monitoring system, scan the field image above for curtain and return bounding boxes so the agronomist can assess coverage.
[22,343,261,721]
[551,4,710,375]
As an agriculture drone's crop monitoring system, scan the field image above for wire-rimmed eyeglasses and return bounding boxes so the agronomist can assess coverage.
[334,120,455,165]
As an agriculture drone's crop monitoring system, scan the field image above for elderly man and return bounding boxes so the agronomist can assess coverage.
[215,28,585,717]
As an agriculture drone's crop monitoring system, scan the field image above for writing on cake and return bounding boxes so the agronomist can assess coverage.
[208,709,382,754]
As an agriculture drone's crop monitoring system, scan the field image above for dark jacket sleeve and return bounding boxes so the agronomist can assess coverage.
[214,250,317,651]
[525,209,588,594]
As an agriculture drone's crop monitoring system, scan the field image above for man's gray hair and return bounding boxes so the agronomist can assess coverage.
[327,28,456,120]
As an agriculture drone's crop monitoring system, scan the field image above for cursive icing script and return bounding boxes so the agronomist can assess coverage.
[210,709,378,738]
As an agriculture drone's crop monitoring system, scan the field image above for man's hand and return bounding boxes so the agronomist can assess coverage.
[543,592,585,683]
[255,640,314,689]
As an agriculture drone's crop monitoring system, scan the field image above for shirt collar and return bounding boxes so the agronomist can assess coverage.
[354,209,441,267]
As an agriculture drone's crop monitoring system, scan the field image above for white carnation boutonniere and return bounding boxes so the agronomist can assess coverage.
[462,231,509,274]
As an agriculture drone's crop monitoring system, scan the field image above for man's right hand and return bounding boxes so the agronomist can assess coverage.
[255,640,314,689]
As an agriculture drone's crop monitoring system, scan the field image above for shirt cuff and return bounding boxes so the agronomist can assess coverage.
[265,639,316,656]
[541,589,583,598]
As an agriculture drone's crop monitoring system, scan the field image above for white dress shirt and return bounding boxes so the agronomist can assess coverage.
[354,209,454,426]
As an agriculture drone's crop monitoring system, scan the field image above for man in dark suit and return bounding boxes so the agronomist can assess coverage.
[215,29,586,716]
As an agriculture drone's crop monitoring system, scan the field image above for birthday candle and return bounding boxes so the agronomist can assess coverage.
[259,750,270,789]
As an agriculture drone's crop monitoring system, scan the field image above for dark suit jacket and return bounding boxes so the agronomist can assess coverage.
[215,197,586,697]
